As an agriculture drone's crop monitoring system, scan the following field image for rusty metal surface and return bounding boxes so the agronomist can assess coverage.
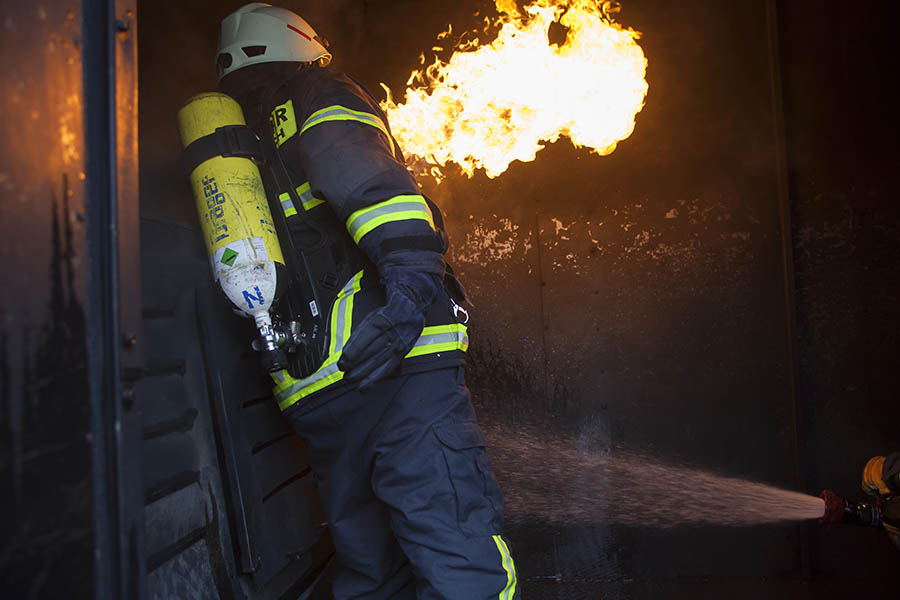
[0,1,93,597]
[0,0,146,596]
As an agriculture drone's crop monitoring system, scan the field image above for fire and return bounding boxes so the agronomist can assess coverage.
[381,0,649,180]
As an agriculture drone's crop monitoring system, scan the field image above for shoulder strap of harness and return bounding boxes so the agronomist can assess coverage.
[179,124,264,176]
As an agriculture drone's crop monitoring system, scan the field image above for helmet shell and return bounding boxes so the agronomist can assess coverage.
[217,3,332,81]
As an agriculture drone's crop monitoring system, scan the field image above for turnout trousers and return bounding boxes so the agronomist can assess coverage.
[285,366,519,600]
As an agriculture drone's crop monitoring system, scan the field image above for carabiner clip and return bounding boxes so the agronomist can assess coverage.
[451,298,470,324]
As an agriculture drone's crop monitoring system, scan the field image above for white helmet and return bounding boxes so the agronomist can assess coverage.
[217,3,332,81]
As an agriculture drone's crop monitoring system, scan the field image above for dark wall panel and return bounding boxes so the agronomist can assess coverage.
[778,0,900,584]
[363,0,804,592]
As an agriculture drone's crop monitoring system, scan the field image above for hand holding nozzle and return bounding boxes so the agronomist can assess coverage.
[819,454,900,550]
[862,455,898,500]
[819,489,883,528]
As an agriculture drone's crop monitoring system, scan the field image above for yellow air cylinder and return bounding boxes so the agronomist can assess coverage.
[177,92,284,328]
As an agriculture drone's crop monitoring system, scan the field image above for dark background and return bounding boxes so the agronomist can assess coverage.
[2,0,899,598]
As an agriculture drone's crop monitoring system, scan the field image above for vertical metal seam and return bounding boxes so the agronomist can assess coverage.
[83,0,122,597]
[764,0,811,583]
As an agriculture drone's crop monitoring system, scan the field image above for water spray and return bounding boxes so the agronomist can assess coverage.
[484,424,828,528]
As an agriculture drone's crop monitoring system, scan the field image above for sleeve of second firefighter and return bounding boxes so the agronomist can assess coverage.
[881,452,900,495]
[863,452,900,498]
[295,85,446,389]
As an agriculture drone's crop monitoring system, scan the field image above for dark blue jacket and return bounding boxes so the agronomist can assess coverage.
[265,67,468,413]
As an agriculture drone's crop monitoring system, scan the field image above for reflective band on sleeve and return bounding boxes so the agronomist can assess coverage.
[296,182,325,211]
[493,535,518,600]
[279,192,298,217]
[299,104,395,157]
[405,324,468,358]
[345,195,435,244]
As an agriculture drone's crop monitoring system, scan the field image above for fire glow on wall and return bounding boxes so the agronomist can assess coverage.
[381,0,649,180]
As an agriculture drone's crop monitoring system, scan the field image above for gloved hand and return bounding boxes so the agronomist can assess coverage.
[337,266,442,391]
[863,453,900,499]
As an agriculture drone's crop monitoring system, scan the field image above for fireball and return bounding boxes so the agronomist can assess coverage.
[381,0,649,180]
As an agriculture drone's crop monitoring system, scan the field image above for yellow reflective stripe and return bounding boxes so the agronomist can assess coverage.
[281,186,321,218]
[271,370,290,394]
[493,535,517,600]
[296,182,325,211]
[272,279,467,411]
[405,324,469,358]
[344,274,361,344]
[405,341,468,358]
[278,362,344,410]
[346,195,435,244]
[418,324,462,336]
[299,104,395,157]
[301,105,389,138]
[279,192,298,218]
[272,271,364,410]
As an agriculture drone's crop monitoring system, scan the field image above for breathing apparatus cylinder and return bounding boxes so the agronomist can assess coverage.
[177,93,286,360]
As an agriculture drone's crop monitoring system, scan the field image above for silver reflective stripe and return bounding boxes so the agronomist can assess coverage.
[280,194,296,216]
[493,535,518,600]
[275,361,342,407]
[273,274,359,406]
[297,182,324,210]
[414,330,463,349]
[405,324,469,359]
[332,290,348,352]
[301,105,389,137]
[346,196,434,244]
[299,104,395,158]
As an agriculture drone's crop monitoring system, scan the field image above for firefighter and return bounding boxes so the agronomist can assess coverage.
[215,4,519,599]
[861,452,900,549]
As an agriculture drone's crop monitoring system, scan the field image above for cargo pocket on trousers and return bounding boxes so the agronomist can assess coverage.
[433,421,503,537]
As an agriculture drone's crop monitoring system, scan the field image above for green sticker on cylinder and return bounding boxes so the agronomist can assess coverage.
[221,248,239,266]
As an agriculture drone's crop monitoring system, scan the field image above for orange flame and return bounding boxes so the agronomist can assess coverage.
[381,0,649,180]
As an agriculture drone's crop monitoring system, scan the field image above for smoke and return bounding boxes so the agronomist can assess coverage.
[484,423,825,528]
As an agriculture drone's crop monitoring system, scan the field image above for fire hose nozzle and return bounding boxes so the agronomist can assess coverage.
[819,489,883,528]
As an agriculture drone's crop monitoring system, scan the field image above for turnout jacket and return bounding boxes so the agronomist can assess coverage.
[264,66,468,414]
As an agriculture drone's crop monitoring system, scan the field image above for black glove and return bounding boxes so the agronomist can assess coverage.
[338,264,442,391]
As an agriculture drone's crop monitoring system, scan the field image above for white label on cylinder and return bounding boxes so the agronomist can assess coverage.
[220,260,278,321]
[211,237,270,281]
